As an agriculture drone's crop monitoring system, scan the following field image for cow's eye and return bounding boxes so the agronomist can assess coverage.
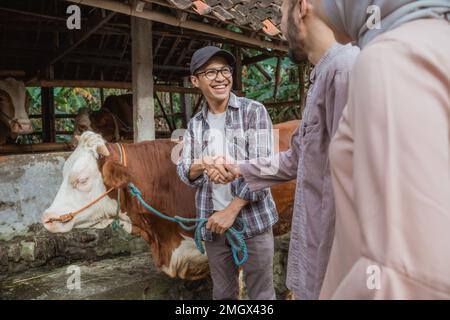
[78,177,89,185]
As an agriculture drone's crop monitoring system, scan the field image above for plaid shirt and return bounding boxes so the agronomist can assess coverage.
[176,93,278,241]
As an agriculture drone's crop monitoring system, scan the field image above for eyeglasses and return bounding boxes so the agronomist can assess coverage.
[195,66,233,81]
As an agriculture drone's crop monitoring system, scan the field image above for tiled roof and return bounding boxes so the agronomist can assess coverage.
[166,0,284,37]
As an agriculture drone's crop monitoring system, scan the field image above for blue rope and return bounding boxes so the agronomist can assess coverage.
[127,182,248,266]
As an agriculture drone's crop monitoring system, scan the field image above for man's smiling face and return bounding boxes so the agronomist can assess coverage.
[191,56,233,104]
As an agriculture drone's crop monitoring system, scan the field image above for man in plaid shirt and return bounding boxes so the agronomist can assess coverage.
[177,46,278,300]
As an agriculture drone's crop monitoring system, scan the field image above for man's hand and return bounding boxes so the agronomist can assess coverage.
[206,197,248,234]
[189,156,230,182]
[205,156,240,184]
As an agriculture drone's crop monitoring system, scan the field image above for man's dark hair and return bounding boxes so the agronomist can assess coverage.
[286,0,299,45]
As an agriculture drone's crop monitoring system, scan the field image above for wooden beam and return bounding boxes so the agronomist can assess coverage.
[154,93,174,132]
[0,70,26,78]
[0,143,73,154]
[34,11,117,78]
[242,53,273,66]
[242,49,272,81]
[132,16,154,142]
[27,79,201,93]
[264,100,301,108]
[176,40,194,66]
[67,0,288,52]
[154,35,165,57]
[273,57,282,100]
[164,37,181,65]
[253,63,272,81]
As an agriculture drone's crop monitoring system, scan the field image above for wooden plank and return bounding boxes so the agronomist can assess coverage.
[0,143,73,154]
[27,80,201,94]
[131,16,154,142]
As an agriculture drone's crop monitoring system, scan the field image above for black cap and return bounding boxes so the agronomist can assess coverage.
[190,46,236,75]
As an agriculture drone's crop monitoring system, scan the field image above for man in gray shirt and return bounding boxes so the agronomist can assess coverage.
[213,0,360,299]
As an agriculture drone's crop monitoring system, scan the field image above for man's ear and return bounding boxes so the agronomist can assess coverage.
[299,0,308,18]
[190,75,199,88]
[102,160,131,188]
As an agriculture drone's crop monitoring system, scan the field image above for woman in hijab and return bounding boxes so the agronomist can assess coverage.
[313,1,450,299]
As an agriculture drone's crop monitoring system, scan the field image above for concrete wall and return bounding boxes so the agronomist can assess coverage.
[0,152,70,240]
[0,152,148,274]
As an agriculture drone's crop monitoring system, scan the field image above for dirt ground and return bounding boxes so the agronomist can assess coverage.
[0,253,213,300]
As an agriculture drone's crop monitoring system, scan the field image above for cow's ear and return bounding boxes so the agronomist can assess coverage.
[102,160,131,188]
[96,144,110,157]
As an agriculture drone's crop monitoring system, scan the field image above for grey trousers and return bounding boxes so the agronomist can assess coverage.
[204,228,276,300]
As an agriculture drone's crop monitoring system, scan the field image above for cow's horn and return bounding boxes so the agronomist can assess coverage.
[96,144,110,157]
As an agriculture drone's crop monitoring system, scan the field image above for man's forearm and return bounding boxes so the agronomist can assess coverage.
[189,160,205,182]
[228,197,249,215]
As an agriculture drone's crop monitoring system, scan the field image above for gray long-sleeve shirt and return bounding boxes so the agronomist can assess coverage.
[240,43,360,300]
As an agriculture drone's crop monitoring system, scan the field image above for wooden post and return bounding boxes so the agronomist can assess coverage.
[181,77,192,128]
[273,57,282,100]
[131,16,154,142]
[233,47,243,95]
[41,87,55,143]
[41,66,55,143]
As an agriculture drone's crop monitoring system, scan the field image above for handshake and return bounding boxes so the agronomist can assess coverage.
[201,155,242,184]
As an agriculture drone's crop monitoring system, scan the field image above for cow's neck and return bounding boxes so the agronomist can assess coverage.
[102,141,196,270]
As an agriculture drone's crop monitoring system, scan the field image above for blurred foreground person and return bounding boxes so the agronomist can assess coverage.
[314,0,450,299]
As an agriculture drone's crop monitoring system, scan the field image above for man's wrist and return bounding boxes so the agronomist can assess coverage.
[227,197,247,216]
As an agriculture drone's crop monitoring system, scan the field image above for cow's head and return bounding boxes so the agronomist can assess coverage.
[70,108,92,147]
[0,78,33,135]
[71,107,118,147]
[42,131,132,233]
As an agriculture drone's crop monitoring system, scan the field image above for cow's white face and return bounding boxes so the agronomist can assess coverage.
[42,131,131,233]
[0,78,33,135]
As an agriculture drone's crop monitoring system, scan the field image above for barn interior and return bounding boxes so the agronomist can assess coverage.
[0,0,300,300]
[0,0,308,154]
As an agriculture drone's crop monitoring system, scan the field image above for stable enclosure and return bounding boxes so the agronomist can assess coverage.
[0,0,303,300]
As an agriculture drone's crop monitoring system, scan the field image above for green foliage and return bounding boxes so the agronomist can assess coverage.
[25,87,128,143]
[243,55,303,123]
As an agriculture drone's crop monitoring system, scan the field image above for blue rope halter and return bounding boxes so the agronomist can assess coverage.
[127,182,249,267]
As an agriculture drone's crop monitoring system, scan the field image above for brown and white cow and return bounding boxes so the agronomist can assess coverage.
[0,78,33,144]
[71,94,133,146]
[42,120,299,280]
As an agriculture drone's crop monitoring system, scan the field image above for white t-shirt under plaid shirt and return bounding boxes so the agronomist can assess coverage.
[206,110,234,211]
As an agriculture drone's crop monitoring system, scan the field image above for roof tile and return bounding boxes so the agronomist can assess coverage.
[165,0,283,37]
